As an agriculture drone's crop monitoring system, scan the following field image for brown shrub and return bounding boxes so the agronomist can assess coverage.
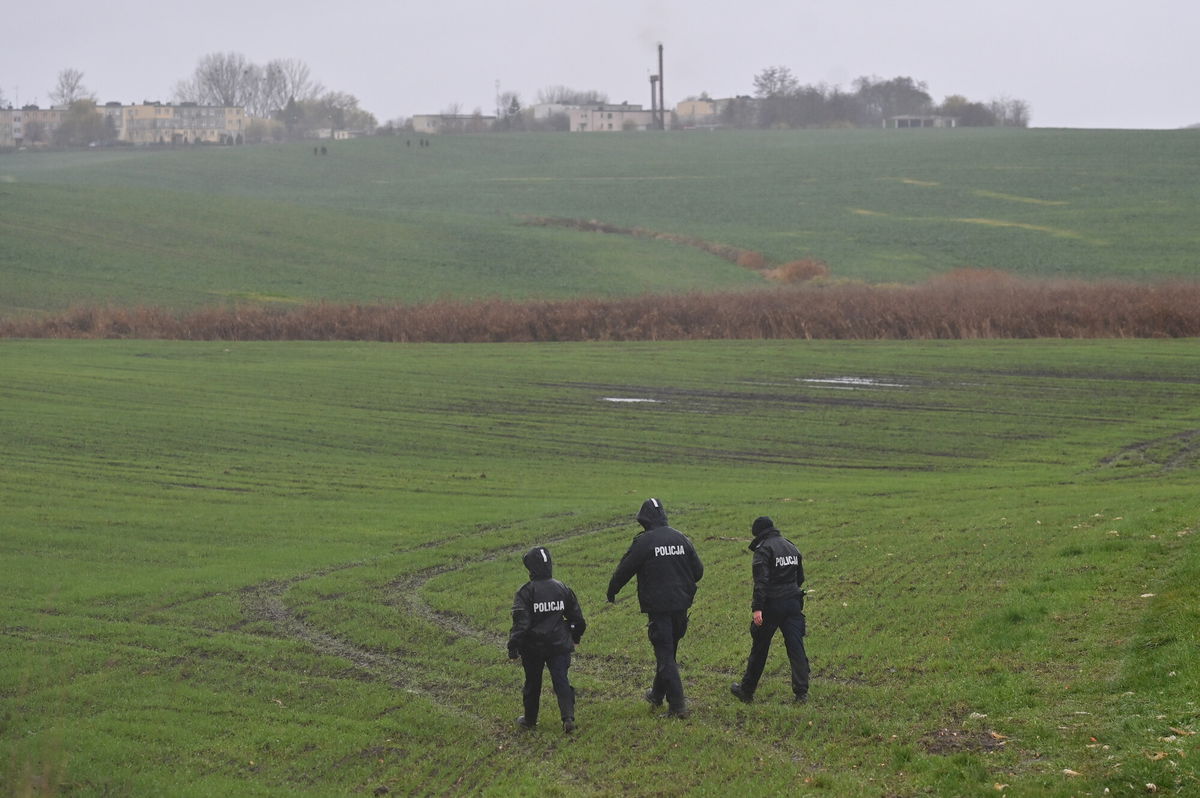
[764,259,831,283]
[736,251,767,271]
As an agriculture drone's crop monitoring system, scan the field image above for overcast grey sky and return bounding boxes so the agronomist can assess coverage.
[4,0,1196,129]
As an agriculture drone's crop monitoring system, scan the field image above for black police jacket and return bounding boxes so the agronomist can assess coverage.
[749,528,804,611]
[508,576,585,658]
[607,500,703,613]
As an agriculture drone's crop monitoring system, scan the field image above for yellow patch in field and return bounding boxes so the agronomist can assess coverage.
[212,291,306,304]
[889,177,940,187]
[954,217,1100,242]
[973,189,1068,206]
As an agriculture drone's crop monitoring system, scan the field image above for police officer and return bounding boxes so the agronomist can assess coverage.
[607,498,704,718]
[508,546,586,733]
[730,516,810,704]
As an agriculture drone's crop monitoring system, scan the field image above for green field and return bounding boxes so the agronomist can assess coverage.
[2,339,1198,796]
[3,129,1200,316]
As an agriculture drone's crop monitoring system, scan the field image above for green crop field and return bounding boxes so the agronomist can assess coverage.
[2,338,1198,796]
[3,128,1199,316]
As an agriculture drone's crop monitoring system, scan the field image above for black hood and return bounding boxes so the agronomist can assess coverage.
[636,498,669,530]
[748,516,779,551]
[523,546,553,579]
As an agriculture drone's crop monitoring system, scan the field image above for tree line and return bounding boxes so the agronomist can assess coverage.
[436,68,1028,134]
[739,68,1029,128]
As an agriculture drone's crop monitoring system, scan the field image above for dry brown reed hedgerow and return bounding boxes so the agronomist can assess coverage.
[4,274,1200,341]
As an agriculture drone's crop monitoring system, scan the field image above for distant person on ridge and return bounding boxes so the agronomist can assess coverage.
[730,516,810,704]
[606,498,704,718]
[508,546,586,733]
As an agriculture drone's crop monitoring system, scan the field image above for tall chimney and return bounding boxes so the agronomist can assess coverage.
[657,43,665,130]
[649,75,659,123]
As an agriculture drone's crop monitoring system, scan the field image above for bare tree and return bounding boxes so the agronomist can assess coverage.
[989,96,1031,128]
[274,58,323,103]
[172,76,201,104]
[189,52,256,108]
[175,54,323,119]
[253,58,323,118]
[1009,98,1030,128]
[752,66,798,98]
[50,68,93,106]
[535,86,608,106]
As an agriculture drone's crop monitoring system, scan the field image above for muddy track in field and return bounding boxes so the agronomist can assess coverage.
[237,511,839,789]
[1097,429,1200,475]
[238,516,634,732]
[382,516,630,648]
[237,514,654,792]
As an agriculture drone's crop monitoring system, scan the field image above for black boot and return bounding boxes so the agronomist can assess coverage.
[557,686,576,733]
[730,682,753,704]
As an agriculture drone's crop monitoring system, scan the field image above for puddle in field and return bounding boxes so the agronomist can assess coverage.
[601,397,661,404]
[801,377,906,390]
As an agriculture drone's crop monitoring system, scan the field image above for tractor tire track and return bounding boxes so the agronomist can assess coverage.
[238,516,630,732]
[237,510,826,791]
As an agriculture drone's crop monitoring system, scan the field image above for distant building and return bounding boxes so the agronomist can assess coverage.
[675,99,717,127]
[569,103,658,132]
[884,115,957,129]
[121,102,245,144]
[0,101,245,146]
[0,106,65,146]
[411,114,497,134]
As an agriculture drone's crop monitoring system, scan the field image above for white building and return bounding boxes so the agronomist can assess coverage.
[569,104,659,132]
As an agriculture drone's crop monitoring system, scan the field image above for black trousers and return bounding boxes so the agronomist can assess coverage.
[520,649,574,724]
[646,611,689,710]
[739,596,809,698]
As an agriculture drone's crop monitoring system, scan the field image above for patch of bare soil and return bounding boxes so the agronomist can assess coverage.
[920,727,1008,755]
[1098,429,1200,473]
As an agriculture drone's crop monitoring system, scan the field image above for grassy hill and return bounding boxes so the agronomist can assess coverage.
[3,128,1199,315]
[2,339,1197,795]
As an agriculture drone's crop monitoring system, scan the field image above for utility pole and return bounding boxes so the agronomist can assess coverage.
[650,75,659,128]
[657,43,665,130]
